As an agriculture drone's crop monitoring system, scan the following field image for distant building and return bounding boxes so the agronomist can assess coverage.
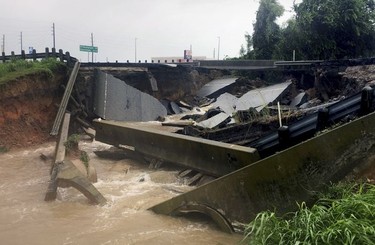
[151,50,207,63]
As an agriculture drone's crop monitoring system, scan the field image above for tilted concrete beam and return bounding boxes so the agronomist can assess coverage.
[93,120,260,177]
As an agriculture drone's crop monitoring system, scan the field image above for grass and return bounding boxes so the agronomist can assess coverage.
[64,134,90,170]
[0,58,65,85]
[243,182,375,245]
[80,151,90,170]
[64,134,80,151]
[0,146,8,153]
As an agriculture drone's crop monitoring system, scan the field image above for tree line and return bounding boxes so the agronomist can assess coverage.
[239,0,375,60]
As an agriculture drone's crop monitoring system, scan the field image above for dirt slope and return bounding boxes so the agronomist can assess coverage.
[0,71,67,150]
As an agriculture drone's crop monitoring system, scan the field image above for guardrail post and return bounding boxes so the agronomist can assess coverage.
[45,47,50,59]
[65,51,71,66]
[316,108,329,131]
[21,50,26,59]
[11,51,15,59]
[32,49,37,61]
[59,49,64,62]
[52,47,56,58]
[278,125,290,149]
[1,52,5,62]
[360,86,374,115]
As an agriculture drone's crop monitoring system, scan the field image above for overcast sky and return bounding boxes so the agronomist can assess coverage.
[0,0,298,62]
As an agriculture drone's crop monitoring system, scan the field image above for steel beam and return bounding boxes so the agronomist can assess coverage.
[93,120,260,177]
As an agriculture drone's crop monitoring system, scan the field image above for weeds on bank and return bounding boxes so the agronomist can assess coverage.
[243,182,375,245]
[80,151,90,170]
[0,146,8,153]
[64,134,90,170]
[64,134,80,151]
[0,58,64,85]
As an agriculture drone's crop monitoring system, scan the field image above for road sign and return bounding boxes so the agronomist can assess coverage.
[80,45,98,53]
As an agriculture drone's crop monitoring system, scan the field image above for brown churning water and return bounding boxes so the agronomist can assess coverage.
[0,142,241,245]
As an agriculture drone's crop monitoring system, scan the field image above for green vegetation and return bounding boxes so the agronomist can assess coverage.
[80,151,90,170]
[0,146,8,153]
[243,182,375,244]
[0,58,65,85]
[64,134,90,169]
[64,134,80,151]
[241,0,375,60]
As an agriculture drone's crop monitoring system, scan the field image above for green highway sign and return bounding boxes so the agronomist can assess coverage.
[80,45,98,53]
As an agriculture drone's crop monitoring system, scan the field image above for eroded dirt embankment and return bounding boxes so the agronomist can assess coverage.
[0,70,67,150]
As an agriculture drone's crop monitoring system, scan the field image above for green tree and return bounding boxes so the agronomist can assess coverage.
[274,19,303,60]
[239,32,255,59]
[252,0,284,59]
[294,0,375,59]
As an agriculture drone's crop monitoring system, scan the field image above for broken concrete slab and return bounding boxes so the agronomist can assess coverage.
[170,101,183,114]
[45,112,106,205]
[151,110,375,232]
[196,77,238,99]
[290,92,308,108]
[94,69,167,122]
[57,160,106,205]
[147,71,159,92]
[235,81,292,112]
[211,92,238,115]
[161,99,174,115]
[196,112,231,129]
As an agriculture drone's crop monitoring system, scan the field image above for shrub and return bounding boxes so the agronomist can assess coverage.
[243,182,375,244]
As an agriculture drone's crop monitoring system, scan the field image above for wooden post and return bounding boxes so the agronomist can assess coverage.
[59,49,64,62]
[52,47,56,58]
[65,51,71,66]
[45,47,49,59]
[32,49,37,61]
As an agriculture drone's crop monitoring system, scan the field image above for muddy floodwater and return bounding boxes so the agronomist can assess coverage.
[0,141,242,244]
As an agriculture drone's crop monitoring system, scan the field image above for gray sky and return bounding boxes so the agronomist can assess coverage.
[0,0,297,62]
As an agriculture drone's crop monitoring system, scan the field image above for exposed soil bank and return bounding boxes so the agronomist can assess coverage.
[0,69,67,150]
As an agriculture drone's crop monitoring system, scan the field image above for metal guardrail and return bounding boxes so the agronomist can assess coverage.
[248,86,374,157]
[274,57,375,67]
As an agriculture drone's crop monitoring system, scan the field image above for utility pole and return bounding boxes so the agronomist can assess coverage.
[213,48,215,59]
[1,34,4,53]
[20,32,23,52]
[135,38,137,63]
[217,36,220,60]
[52,23,56,49]
[91,32,94,63]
